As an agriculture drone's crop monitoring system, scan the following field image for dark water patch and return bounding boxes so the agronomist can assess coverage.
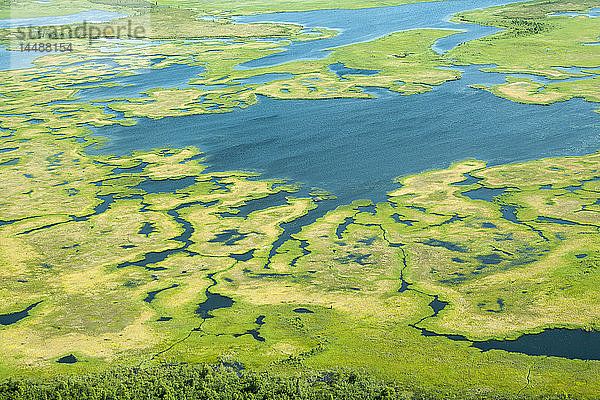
[218,191,290,219]
[418,239,468,253]
[209,229,252,246]
[209,176,233,193]
[121,244,136,249]
[482,222,497,229]
[293,308,314,314]
[195,273,234,320]
[235,73,294,85]
[150,56,167,66]
[140,265,166,272]
[290,239,310,268]
[229,249,255,262]
[117,201,214,270]
[0,301,42,326]
[143,284,179,303]
[66,63,207,101]
[452,257,466,263]
[500,205,549,242]
[17,220,69,235]
[335,253,373,265]
[391,214,417,225]
[407,205,426,212]
[111,162,149,175]
[554,177,600,193]
[397,248,411,293]
[357,204,376,215]
[92,194,116,215]
[476,253,504,265]
[414,322,600,360]
[245,269,293,279]
[485,298,505,313]
[462,186,509,202]
[576,254,588,259]
[138,222,157,237]
[357,236,376,245]
[0,158,18,166]
[56,354,78,364]
[451,173,484,186]
[234,315,266,342]
[536,216,581,226]
[0,147,17,153]
[431,214,464,227]
[264,199,335,269]
[500,205,520,224]
[473,328,600,360]
[157,317,172,322]
[133,176,196,194]
[429,296,448,317]
[328,62,379,80]
[336,217,355,239]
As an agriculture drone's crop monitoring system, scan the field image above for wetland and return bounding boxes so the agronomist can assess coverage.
[1,0,600,398]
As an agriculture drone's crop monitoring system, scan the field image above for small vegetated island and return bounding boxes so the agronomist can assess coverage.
[0,0,600,398]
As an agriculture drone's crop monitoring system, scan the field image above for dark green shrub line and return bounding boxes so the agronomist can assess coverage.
[0,364,582,400]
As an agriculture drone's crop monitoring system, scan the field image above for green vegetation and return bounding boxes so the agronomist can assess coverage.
[1,0,600,398]
[0,365,411,400]
[447,0,600,108]
[2,115,600,396]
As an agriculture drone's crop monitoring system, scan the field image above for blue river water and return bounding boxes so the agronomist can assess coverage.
[234,0,529,68]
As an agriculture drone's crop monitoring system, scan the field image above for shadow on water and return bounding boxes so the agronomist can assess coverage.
[0,301,42,326]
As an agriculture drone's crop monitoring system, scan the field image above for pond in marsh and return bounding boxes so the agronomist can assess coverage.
[0,301,42,326]
[417,325,600,361]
